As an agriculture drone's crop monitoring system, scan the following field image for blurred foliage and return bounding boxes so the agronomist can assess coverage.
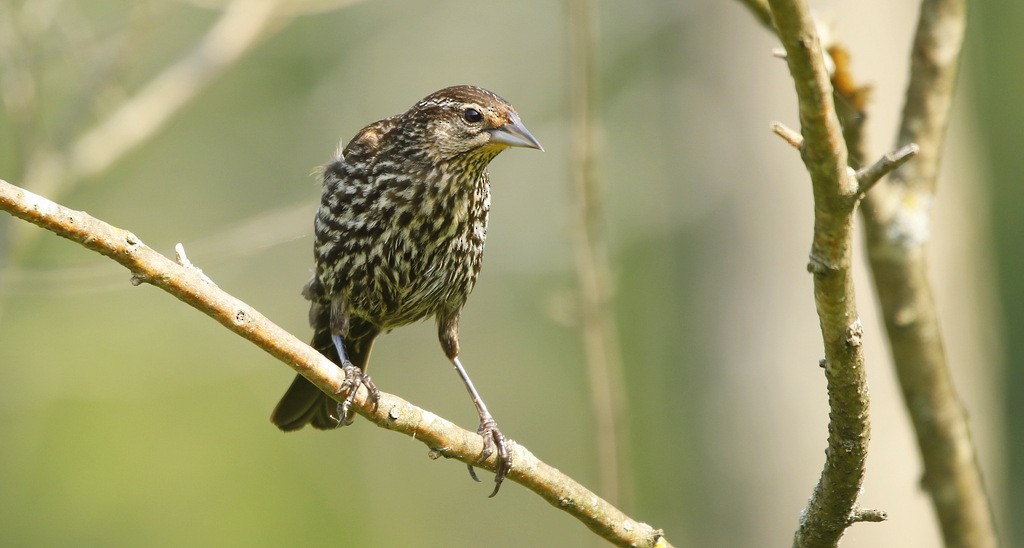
[0,0,1018,546]
[967,0,1024,544]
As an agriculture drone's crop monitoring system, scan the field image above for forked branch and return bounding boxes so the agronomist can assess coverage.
[766,0,884,545]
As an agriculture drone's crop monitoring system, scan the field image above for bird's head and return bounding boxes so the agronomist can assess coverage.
[404,85,543,163]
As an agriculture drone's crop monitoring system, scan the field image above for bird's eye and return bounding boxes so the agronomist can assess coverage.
[462,108,483,124]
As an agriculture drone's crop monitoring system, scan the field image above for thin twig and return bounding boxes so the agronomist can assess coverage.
[174,243,215,285]
[0,177,670,548]
[770,121,804,149]
[849,508,888,524]
[567,0,633,507]
[765,0,880,545]
[855,143,919,196]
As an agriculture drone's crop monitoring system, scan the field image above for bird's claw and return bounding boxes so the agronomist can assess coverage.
[334,362,380,425]
[465,417,511,497]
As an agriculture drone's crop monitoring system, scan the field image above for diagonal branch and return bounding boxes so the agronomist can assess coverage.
[855,143,919,196]
[0,177,670,548]
[22,0,288,203]
[766,0,883,545]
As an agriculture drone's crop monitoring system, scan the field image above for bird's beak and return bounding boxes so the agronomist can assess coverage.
[489,112,544,151]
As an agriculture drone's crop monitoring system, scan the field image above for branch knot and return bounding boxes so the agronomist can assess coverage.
[845,319,864,348]
[806,253,841,274]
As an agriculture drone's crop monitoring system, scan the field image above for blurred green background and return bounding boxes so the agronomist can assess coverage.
[0,0,1019,546]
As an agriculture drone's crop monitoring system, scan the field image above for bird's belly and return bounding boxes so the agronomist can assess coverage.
[349,236,481,328]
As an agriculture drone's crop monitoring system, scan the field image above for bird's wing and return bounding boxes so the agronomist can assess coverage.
[341,115,401,164]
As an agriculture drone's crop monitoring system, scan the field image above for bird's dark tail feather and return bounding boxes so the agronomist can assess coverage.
[270,317,378,431]
[270,374,341,430]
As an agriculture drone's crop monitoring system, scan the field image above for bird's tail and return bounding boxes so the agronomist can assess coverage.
[270,308,378,431]
[270,323,345,431]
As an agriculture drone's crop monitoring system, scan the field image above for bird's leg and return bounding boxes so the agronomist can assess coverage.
[451,355,512,497]
[331,334,380,425]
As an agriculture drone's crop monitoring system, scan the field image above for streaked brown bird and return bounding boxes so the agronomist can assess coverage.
[270,85,543,495]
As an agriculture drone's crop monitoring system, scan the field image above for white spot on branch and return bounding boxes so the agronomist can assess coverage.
[175,243,216,285]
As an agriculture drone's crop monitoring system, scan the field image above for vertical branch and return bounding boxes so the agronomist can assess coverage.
[766,0,883,545]
[745,0,995,543]
[566,0,633,506]
[859,0,998,545]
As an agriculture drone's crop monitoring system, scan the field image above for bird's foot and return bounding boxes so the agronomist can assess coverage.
[466,417,512,497]
[334,362,380,425]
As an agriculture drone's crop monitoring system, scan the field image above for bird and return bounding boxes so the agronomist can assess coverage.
[270,85,543,496]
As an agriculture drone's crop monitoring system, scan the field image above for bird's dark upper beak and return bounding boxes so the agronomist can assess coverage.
[489,112,544,151]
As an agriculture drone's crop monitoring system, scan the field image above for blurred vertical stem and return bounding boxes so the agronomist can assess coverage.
[566,0,632,507]
[857,0,999,545]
